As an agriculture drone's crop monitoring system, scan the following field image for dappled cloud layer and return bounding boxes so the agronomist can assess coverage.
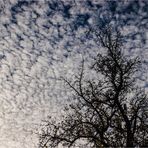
[0,0,147,147]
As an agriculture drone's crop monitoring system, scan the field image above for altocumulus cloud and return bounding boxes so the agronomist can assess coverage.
[0,0,147,147]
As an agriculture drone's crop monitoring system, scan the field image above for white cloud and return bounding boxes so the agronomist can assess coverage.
[0,0,147,147]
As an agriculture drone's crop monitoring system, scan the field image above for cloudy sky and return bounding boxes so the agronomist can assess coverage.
[0,0,147,147]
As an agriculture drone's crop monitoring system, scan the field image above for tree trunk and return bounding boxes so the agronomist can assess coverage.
[126,131,134,147]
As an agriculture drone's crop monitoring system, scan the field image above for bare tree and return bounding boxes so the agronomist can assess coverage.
[39,27,148,148]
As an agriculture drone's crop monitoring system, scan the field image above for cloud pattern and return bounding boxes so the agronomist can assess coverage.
[0,0,147,147]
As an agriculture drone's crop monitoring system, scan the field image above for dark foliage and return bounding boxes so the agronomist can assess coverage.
[39,27,148,148]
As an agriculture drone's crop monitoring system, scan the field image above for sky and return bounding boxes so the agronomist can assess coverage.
[0,0,147,147]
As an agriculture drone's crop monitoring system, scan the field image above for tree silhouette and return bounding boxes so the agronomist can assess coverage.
[39,27,148,148]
